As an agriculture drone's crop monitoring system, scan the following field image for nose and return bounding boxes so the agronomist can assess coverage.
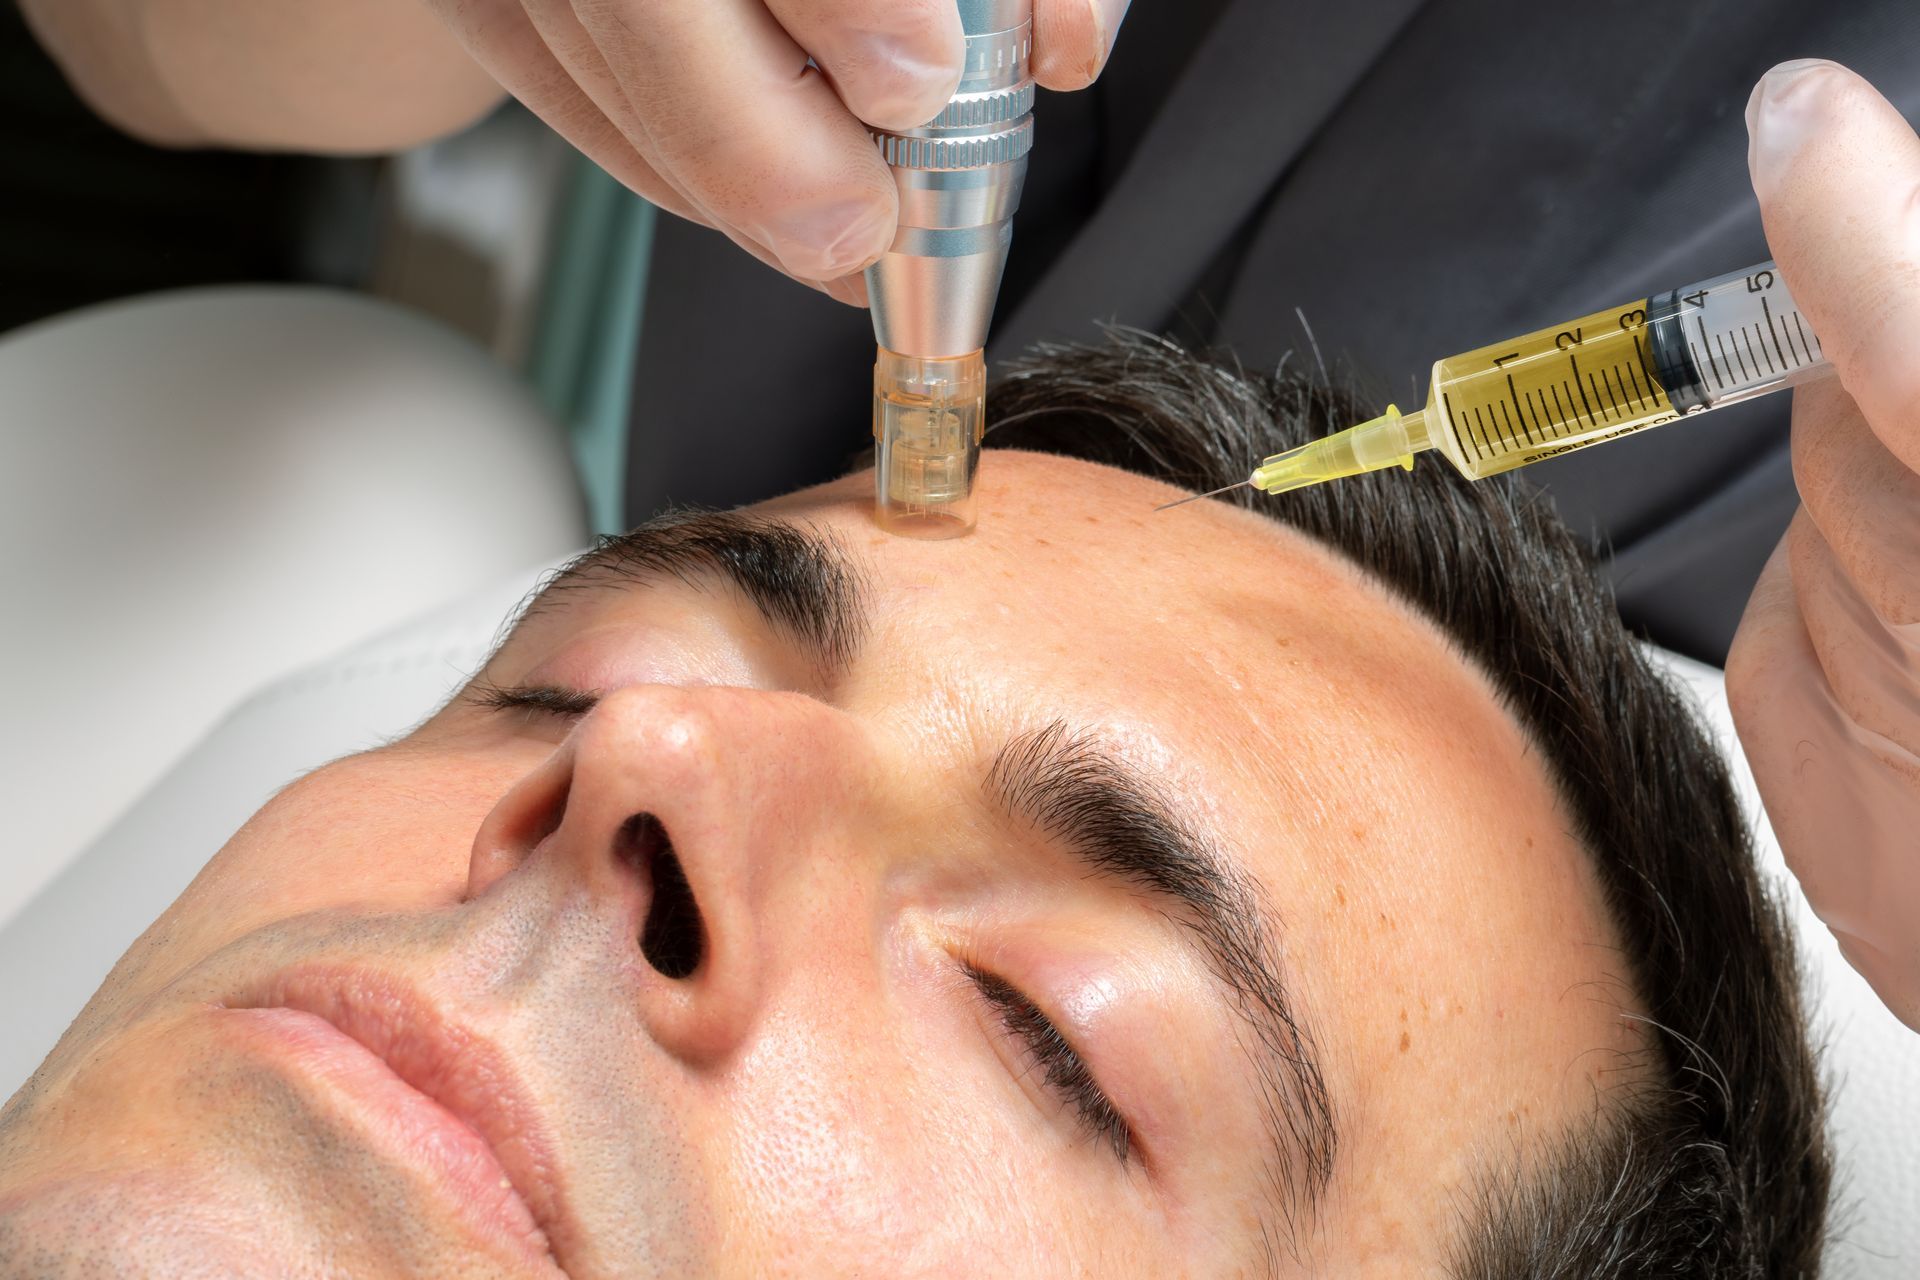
[466,684,864,1063]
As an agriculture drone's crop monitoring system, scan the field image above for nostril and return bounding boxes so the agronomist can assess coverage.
[622,814,704,980]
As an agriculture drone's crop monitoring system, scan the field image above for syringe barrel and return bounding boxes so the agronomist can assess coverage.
[1415,260,1830,482]
[1644,262,1831,413]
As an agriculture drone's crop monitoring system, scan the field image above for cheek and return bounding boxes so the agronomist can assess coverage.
[718,1009,1041,1273]
[158,750,536,959]
[708,934,1062,1271]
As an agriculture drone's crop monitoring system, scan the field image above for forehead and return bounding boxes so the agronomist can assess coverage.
[763,451,1525,813]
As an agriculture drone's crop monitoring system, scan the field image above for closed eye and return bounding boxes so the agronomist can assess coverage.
[469,681,599,719]
[965,962,1133,1163]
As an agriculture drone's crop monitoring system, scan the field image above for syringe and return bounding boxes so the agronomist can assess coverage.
[1166,261,1832,506]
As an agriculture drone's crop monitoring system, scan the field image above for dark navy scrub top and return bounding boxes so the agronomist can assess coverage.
[624,0,1920,664]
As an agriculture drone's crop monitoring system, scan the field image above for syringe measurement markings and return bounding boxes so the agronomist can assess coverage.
[1567,356,1599,426]
[1505,375,1540,444]
[1537,389,1559,438]
[1549,383,1571,437]
[1485,403,1510,451]
[1696,317,1727,389]
[1734,329,1756,380]
[1477,403,1507,452]
[1603,367,1629,414]
[1779,304,1808,365]
[1498,400,1524,448]
[1631,333,1664,405]
[1624,353,1651,407]
[1443,391,1483,461]
[1467,399,1494,456]
[1773,302,1801,364]
[1512,376,1543,441]
[1608,364,1631,408]
[1796,312,1819,358]
[1761,296,1792,368]
[1748,325,1775,375]
[1716,330,1740,382]
[1625,359,1652,407]
[1585,372,1607,419]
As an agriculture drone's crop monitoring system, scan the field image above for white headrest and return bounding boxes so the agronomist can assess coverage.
[2,564,1911,1265]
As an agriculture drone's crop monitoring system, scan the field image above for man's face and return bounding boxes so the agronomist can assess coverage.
[0,453,1646,1275]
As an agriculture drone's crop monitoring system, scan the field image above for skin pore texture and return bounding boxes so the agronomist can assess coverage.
[0,452,1649,1277]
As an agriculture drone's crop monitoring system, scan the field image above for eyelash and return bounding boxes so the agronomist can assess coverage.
[479,683,1133,1164]
[965,962,1132,1163]
[470,681,598,719]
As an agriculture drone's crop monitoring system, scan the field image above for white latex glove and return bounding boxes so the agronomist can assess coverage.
[418,0,1130,305]
[1728,59,1920,1032]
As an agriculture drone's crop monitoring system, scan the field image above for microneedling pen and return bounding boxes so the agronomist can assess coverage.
[1160,261,1833,508]
[865,0,1033,539]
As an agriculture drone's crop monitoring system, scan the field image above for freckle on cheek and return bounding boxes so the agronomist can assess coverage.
[1399,1031,1412,1053]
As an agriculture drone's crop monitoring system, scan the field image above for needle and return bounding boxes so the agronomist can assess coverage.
[1153,480,1252,512]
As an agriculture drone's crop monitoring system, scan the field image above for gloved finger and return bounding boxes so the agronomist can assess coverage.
[1031,0,1131,91]
[1790,376,1920,627]
[511,0,872,305]
[449,0,872,292]
[576,0,900,284]
[1727,523,1920,1031]
[1788,505,1920,760]
[1747,59,1920,474]
[422,0,706,227]
[819,273,870,307]
[445,1,866,305]
[516,0,712,212]
[762,0,963,131]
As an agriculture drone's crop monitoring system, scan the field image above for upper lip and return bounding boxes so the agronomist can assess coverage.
[231,965,570,1264]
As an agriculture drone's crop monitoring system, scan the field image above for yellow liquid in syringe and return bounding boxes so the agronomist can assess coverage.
[1242,261,1829,498]
[1423,299,1678,477]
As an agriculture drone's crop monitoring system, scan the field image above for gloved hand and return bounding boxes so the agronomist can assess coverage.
[1728,59,1920,1031]
[418,0,1129,305]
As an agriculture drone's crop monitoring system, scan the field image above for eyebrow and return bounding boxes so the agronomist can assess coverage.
[985,722,1337,1236]
[513,510,870,676]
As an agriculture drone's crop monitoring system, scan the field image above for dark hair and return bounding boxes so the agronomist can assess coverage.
[984,331,1830,1277]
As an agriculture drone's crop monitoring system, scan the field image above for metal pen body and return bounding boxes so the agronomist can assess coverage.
[865,0,1033,537]
[867,0,1033,359]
